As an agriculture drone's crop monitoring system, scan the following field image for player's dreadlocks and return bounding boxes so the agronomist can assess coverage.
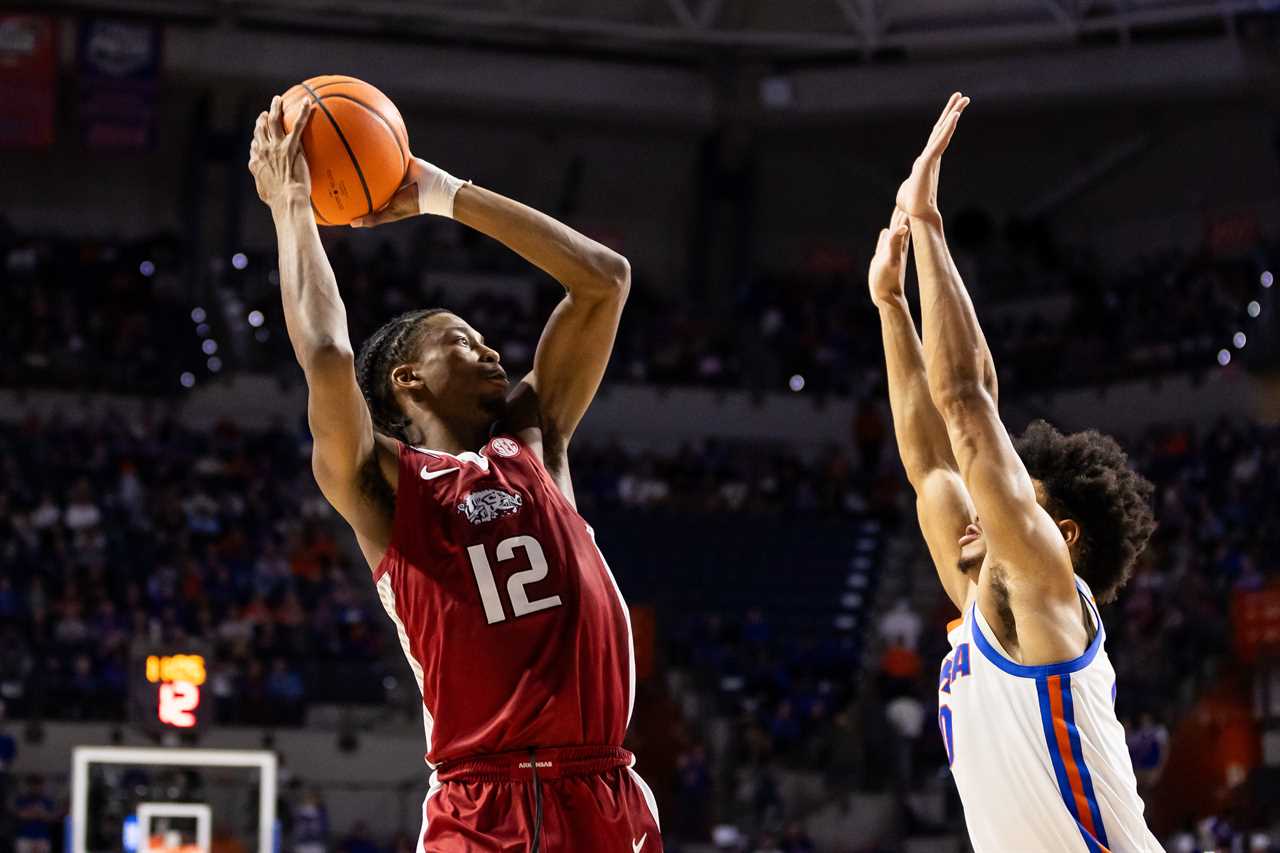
[1013,419,1156,604]
[355,308,449,443]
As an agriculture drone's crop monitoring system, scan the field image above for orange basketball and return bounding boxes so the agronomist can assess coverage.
[281,75,410,226]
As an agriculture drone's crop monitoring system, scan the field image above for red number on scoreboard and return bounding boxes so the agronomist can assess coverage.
[158,680,200,728]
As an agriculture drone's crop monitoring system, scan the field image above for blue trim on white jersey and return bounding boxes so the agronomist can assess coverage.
[970,601,1103,678]
[1061,676,1110,848]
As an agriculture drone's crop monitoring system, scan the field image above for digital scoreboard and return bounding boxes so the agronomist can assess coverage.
[130,648,209,736]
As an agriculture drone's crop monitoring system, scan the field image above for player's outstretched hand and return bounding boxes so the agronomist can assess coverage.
[249,95,314,211]
[895,92,969,220]
[868,206,911,307]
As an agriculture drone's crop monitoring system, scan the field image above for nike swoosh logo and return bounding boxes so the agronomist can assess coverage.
[420,466,460,481]
[632,834,646,853]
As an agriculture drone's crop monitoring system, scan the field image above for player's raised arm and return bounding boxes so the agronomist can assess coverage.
[355,159,629,456]
[869,207,976,611]
[249,95,397,554]
[897,94,1078,609]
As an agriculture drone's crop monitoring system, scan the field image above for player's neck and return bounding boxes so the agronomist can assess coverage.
[404,415,490,455]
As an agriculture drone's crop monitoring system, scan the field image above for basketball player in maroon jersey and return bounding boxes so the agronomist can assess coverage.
[249,97,660,851]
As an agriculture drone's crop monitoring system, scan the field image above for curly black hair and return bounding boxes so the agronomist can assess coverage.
[1013,419,1156,604]
[355,308,450,443]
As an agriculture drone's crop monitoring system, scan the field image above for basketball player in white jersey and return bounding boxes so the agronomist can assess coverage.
[867,93,1161,852]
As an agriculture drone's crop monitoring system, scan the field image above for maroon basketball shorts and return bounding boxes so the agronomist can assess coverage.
[416,745,663,852]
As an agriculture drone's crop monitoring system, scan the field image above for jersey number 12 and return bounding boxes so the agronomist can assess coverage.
[467,535,563,624]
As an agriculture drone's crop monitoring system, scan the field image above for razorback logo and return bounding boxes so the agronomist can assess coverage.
[457,489,523,525]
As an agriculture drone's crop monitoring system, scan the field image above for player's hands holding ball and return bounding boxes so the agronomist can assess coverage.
[349,156,468,228]
[868,206,911,307]
[249,95,315,212]
[896,91,969,221]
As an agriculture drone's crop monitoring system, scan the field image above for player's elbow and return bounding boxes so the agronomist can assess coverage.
[930,382,993,431]
[584,251,631,302]
[300,336,355,376]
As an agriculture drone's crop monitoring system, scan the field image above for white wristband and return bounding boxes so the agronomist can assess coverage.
[414,157,468,219]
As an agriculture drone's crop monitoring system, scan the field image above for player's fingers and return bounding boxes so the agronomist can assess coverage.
[253,112,269,144]
[930,92,962,138]
[890,223,910,261]
[287,103,313,159]
[933,110,963,154]
[268,95,284,141]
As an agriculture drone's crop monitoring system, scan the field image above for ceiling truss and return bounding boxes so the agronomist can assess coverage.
[48,0,1270,58]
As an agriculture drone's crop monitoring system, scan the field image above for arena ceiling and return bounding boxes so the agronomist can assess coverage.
[58,0,1263,60]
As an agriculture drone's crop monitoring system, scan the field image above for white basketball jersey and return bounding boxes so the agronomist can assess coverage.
[937,577,1161,852]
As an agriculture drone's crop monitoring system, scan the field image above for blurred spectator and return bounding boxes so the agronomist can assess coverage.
[878,599,923,651]
[292,788,330,853]
[674,745,713,840]
[14,775,55,853]
[1127,711,1171,793]
[337,822,380,853]
[884,692,927,791]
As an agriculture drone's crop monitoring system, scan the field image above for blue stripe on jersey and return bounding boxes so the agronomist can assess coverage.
[1035,677,1084,835]
[1061,674,1110,849]
[970,603,1102,678]
[1036,675,1108,853]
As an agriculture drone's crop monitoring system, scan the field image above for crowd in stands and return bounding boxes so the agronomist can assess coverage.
[0,405,903,734]
[2,218,1273,401]
[0,412,391,727]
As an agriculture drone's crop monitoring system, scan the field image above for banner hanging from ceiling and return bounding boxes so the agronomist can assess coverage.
[78,16,163,150]
[0,14,57,148]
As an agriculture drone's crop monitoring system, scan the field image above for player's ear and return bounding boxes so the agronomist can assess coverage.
[1057,518,1081,548]
[391,363,421,390]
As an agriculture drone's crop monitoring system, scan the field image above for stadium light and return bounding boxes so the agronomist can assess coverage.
[179,372,195,388]
[139,260,155,277]
[190,307,206,323]
[1248,301,1261,318]
[789,374,806,392]
[232,252,248,270]
[1217,349,1231,366]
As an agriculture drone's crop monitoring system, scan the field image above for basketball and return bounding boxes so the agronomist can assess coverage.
[281,75,410,226]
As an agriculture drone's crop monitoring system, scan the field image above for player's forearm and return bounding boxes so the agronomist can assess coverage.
[271,195,355,370]
[909,215,997,414]
[876,294,960,485]
[453,184,630,301]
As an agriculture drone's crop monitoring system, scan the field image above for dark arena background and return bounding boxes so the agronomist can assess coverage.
[2,1,1280,851]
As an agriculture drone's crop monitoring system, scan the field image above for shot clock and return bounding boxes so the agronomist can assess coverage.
[129,646,210,736]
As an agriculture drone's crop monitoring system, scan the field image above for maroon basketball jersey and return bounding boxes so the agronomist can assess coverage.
[372,435,634,768]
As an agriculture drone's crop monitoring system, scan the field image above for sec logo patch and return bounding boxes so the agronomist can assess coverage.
[489,437,520,458]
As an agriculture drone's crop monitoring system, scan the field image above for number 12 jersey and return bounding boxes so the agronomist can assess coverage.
[372,436,635,771]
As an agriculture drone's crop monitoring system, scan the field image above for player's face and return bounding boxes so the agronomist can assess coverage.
[956,480,1064,575]
[412,313,509,418]
[957,520,986,573]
